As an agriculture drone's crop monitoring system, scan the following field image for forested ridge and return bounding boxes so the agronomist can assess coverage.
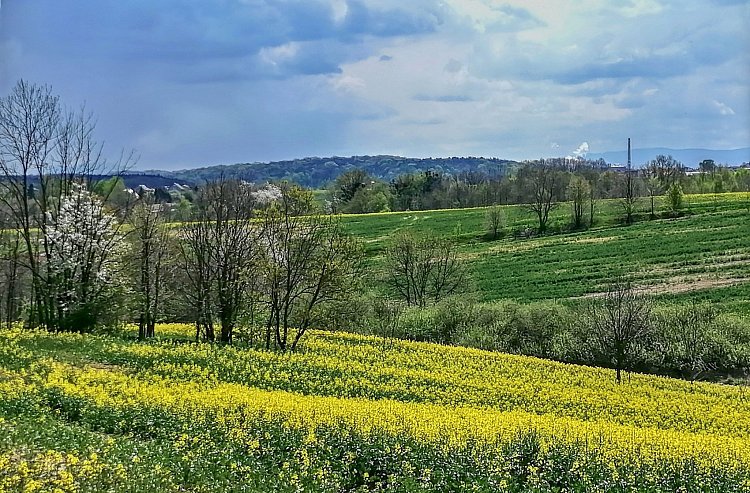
[142,155,517,188]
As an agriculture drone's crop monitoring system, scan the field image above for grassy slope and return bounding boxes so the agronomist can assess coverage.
[342,193,750,313]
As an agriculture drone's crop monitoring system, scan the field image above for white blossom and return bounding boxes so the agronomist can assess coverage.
[251,184,282,205]
[43,184,125,319]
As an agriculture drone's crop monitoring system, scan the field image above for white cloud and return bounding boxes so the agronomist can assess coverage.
[713,100,735,116]
[617,0,664,17]
[331,74,366,92]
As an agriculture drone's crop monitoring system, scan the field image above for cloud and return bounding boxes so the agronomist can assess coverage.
[713,100,735,116]
[1,0,747,168]
[616,0,664,17]
[4,0,444,83]
[467,2,747,86]
[341,0,445,39]
[487,4,546,32]
[444,59,463,73]
[413,94,473,102]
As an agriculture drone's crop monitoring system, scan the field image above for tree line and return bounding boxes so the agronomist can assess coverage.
[328,158,750,225]
[0,81,362,351]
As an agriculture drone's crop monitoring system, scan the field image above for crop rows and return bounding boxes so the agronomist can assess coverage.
[342,194,750,313]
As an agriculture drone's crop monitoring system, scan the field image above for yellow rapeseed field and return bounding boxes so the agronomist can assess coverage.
[0,325,748,492]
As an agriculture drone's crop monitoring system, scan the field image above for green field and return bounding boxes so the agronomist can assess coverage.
[342,193,750,313]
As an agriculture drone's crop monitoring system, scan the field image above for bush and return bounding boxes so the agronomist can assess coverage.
[666,183,684,215]
[394,307,435,342]
[648,304,750,380]
[364,294,750,383]
[456,300,575,359]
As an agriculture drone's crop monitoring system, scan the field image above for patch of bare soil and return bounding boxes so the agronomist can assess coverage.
[488,239,549,254]
[578,276,750,298]
[645,276,749,295]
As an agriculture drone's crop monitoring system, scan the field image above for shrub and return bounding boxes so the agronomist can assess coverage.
[666,183,684,215]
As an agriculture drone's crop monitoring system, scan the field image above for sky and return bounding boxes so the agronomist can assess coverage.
[0,0,748,170]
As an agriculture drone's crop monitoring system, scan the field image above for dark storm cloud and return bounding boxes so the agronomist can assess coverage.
[3,0,442,81]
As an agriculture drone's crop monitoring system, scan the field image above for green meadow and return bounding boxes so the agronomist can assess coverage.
[341,192,750,313]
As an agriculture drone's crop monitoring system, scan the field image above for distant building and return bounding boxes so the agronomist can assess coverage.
[136,184,155,195]
[607,164,630,173]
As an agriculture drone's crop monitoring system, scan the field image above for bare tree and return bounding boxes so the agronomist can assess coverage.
[484,205,505,240]
[178,179,260,343]
[620,170,640,225]
[208,181,259,344]
[589,176,598,228]
[179,210,216,342]
[127,196,170,339]
[0,203,25,326]
[522,162,561,233]
[646,155,684,190]
[260,184,363,351]
[386,231,467,308]
[567,175,590,229]
[671,302,716,384]
[588,280,652,384]
[643,171,661,219]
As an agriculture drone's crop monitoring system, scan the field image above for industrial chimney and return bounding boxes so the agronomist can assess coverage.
[627,138,631,170]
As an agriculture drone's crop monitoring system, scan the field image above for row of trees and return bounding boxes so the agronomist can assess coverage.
[0,81,363,350]
[329,158,750,223]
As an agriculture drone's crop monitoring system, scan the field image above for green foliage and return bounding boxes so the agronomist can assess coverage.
[666,182,684,214]
[455,300,575,359]
[163,155,515,189]
[331,170,392,213]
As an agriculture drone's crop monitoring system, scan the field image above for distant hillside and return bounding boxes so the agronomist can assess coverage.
[133,148,749,188]
[587,147,750,167]
[142,155,517,188]
[120,173,195,190]
[0,173,195,191]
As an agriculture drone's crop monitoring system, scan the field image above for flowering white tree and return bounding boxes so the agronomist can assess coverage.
[0,80,134,329]
[43,185,125,332]
[251,183,282,205]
